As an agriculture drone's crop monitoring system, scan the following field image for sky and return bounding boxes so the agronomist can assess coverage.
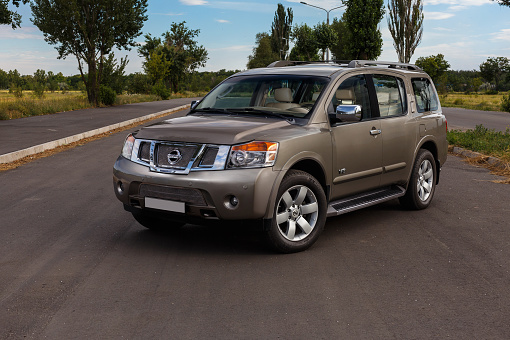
[0,0,509,76]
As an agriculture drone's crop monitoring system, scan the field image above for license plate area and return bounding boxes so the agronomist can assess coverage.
[145,197,185,213]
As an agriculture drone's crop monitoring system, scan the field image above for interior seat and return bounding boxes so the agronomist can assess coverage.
[266,88,300,109]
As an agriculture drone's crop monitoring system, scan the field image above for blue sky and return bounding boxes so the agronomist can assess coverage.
[0,0,509,76]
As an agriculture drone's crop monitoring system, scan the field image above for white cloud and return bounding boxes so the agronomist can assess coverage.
[209,45,252,52]
[424,0,490,6]
[433,27,454,32]
[424,11,455,20]
[491,29,510,42]
[0,27,43,40]
[215,19,229,23]
[180,0,208,5]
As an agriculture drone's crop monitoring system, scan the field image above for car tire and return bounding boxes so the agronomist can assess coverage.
[266,170,327,253]
[399,149,437,210]
[131,209,185,232]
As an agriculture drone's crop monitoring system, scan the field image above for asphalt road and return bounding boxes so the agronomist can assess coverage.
[1,109,510,339]
[443,107,510,132]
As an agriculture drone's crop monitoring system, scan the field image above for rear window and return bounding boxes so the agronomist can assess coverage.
[411,78,439,113]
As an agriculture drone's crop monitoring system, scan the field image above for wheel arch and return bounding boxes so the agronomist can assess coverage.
[418,140,441,184]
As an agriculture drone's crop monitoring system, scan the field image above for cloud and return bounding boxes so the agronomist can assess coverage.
[491,28,510,42]
[209,45,252,52]
[423,0,490,6]
[433,27,454,32]
[215,19,229,23]
[179,0,208,5]
[0,26,43,40]
[424,11,455,20]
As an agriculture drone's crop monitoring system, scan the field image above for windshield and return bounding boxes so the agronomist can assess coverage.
[193,74,330,120]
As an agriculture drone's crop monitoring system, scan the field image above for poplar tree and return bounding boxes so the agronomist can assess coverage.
[388,0,424,64]
[271,3,293,60]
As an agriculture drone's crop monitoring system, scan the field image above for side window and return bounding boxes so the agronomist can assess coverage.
[411,78,439,113]
[372,74,406,117]
[328,75,371,125]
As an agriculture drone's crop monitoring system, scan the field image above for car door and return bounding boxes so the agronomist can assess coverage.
[372,73,418,186]
[329,74,383,200]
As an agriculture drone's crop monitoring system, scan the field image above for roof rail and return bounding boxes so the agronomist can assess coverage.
[348,60,422,71]
[267,60,351,68]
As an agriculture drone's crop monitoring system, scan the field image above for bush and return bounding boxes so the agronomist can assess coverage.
[32,83,46,98]
[152,81,171,100]
[501,92,510,113]
[99,85,116,106]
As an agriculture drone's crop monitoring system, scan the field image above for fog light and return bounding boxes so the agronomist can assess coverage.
[117,181,124,195]
[230,196,239,207]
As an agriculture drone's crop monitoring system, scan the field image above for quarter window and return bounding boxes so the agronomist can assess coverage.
[411,78,439,112]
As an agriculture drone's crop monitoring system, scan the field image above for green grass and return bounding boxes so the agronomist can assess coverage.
[447,124,510,163]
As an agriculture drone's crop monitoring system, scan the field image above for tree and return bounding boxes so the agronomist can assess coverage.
[0,0,29,29]
[342,0,385,60]
[387,0,424,63]
[139,22,208,93]
[31,0,148,106]
[415,54,450,84]
[289,24,320,61]
[330,16,352,61]
[271,3,293,60]
[247,32,279,69]
[479,57,510,91]
[101,53,129,94]
[492,0,510,6]
[314,22,338,61]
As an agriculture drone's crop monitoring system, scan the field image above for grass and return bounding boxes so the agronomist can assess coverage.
[448,124,510,163]
[0,90,206,120]
[440,92,510,112]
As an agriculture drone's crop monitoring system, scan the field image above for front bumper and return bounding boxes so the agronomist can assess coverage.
[113,156,280,220]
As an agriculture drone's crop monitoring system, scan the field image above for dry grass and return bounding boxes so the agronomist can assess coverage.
[440,92,507,112]
[449,145,510,184]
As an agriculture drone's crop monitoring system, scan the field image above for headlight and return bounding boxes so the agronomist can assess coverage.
[228,141,278,168]
[122,134,136,159]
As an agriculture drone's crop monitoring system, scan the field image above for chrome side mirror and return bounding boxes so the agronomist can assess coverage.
[336,104,362,122]
[191,100,200,110]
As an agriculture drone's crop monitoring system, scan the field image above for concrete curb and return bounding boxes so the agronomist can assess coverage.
[451,146,508,170]
[0,104,189,164]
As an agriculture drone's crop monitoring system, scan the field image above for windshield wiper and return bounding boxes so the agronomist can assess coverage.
[189,107,235,115]
[229,108,295,123]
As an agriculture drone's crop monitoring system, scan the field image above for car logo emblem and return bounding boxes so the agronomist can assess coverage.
[167,149,182,164]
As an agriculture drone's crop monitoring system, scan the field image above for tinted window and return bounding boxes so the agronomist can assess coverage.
[373,75,407,117]
[412,78,439,112]
[328,75,372,124]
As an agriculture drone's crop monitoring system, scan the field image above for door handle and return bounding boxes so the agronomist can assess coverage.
[370,129,382,136]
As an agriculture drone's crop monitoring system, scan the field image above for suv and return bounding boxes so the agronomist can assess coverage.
[113,60,447,253]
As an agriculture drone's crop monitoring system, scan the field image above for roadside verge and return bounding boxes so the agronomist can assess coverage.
[0,104,189,165]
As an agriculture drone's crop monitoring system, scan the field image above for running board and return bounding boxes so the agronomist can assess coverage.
[327,185,406,217]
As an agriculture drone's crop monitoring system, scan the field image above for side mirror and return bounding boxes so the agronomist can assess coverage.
[191,100,200,110]
[336,104,362,122]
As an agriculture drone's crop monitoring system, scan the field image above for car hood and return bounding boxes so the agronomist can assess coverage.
[134,114,297,145]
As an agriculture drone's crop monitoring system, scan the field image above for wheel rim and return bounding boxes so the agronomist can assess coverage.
[417,159,434,202]
[276,185,319,242]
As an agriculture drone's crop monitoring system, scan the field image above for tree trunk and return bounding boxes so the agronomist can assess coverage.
[87,56,99,106]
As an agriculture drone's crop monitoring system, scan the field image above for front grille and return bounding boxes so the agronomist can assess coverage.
[139,184,207,206]
[156,144,199,169]
[200,147,219,167]
[139,142,151,162]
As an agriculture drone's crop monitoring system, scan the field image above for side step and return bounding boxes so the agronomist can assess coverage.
[327,185,406,217]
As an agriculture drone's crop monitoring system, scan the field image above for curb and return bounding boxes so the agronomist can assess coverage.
[450,146,507,169]
[0,104,189,164]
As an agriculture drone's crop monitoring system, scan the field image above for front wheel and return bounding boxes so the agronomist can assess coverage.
[400,149,437,210]
[266,170,327,253]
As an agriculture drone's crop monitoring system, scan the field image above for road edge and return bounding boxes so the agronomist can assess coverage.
[0,104,189,164]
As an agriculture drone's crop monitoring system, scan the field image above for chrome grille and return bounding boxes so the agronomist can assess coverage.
[139,142,151,162]
[156,144,199,169]
[200,147,219,167]
[139,184,207,206]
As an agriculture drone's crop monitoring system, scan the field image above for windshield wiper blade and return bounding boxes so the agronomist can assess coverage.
[230,108,295,122]
[190,107,235,114]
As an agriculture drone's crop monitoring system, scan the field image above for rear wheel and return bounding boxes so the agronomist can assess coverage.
[400,149,437,210]
[131,209,185,232]
[266,170,327,253]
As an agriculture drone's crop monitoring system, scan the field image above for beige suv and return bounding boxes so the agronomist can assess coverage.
[113,60,447,253]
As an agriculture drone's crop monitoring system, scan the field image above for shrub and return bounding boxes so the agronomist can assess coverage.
[501,92,510,113]
[99,85,116,106]
[453,98,464,105]
[32,83,46,98]
[152,81,171,100]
